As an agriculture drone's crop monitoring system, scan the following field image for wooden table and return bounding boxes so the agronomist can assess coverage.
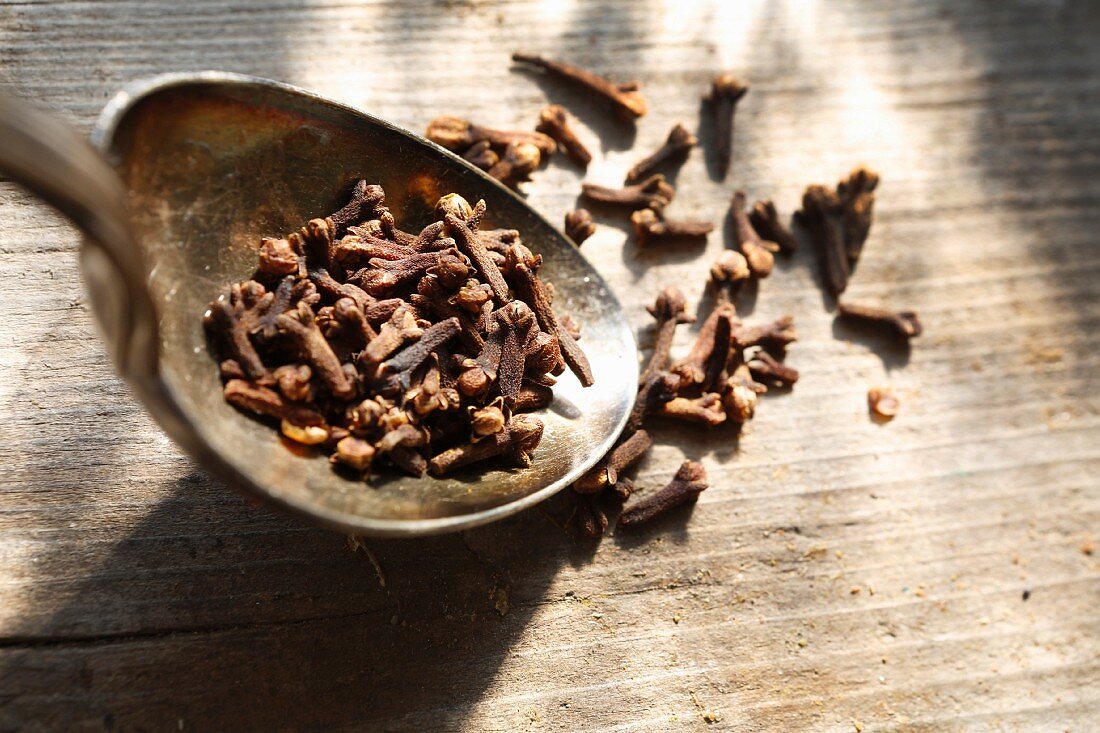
[2,1,1098,730]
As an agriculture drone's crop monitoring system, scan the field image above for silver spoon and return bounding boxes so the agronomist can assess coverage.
[0,72,636,536]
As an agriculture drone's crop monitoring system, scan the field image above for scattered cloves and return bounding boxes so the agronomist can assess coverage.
[734,315,797,354]
[659,394,727,427]
[837,167,879,262]
[577,494,609,538]
[708,250,751,307]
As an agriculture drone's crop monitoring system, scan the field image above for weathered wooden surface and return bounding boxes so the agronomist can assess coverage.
[1,0,1098,730]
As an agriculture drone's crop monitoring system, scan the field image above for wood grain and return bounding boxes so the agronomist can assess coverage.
[1,0,1098,730]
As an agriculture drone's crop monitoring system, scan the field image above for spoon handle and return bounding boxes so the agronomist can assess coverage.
[0,92,159,380]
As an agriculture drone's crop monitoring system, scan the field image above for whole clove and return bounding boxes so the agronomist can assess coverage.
[837,301,923,340]
[620,460,708,527]
[868,387,900,420]
[573,429,653,494]
[704,75,748,179]
[487,141,543,186]
[730,190,778,278]
[625,123,697,184]
[747,349,799,387]
[581,174,675,212]
[463,140,499,171]
[512,52,648,120]
[748,200,798,255]
[564,209,596,246]
[536,105,592,167]
[425,115,555,157]
[639,286,694,385]
[734,315,797,354]
[577,494,610,538]
[659,394,727,427]
[709,250,750,307]
[205,183,592,481]
[631,209,714,247]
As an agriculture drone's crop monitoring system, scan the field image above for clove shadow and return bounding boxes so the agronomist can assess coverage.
[830,317,912,371]
[697,96,725,183]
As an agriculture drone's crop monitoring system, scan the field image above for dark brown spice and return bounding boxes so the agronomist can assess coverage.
[704,75,748,179]
[487,141,543,185]
[795,167,881,297]
[731,190,778,278]
[670,302,737,392]
[837,301,923,340]
[733,315,797,354]
[425,115,555,156]
[631,209,714,247]
[514,382,554,412]
[836,167,879,262]
[797,184,848,296]
[223,379,325,427]
[620,460,708,527]
[748,199,798,255]
[536,105,591,167]
[573,430,653,494]
[512,52,648,120]
[708,250,750,307]
[462,140,499,171]
[577,494,609,538]
[504,244,594,387]
[639,287,694,385]
[658,394,727,427]
[747,349,799,387]
[581,174,675,212]
[625,372,678,435]
[563,209,596,246]
[428,413,544,475]
[625,123,697,183]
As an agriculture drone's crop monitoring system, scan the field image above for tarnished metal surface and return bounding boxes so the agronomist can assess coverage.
[12,73,637,535]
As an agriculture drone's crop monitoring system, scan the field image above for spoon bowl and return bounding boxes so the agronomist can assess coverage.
[0,72,636,536]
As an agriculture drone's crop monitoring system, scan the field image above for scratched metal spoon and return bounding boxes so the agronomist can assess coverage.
[0,72,636,536]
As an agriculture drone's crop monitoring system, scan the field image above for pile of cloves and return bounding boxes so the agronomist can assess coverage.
[204,181,592,479]
[570,266,800,537]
